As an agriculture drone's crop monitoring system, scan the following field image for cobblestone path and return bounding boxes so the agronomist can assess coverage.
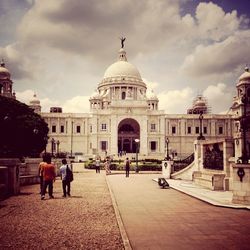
[0,170,123,250]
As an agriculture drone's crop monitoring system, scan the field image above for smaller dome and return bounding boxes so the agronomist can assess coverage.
[0,60,10,79]
[30,93,40,105]
[239,67,250,81]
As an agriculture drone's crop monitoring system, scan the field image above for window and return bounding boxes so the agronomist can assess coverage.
[122,92,126,99]
[151,124,156,131]
[101,123,107,131]
[219,126,223,134]
[195,127,199,134]
[90,125,92,133]
[76,125,81,133]
[101,141,107,151]
[60,125,64,133]
[150,141,157,151]
[187,126,191,134]
[172,126,176,134]
[203,127,207,134]
[52,125,56,133]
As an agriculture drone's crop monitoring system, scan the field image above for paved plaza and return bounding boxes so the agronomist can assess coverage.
[0,169,123,250]
[0,169,250,250]
[108,173,250,250]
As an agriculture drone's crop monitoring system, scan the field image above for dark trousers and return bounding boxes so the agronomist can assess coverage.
[96,166,100,173]
[42,180,53,197]
[39,176,43,194]
[62,180,71,196]
[126,167,130,177]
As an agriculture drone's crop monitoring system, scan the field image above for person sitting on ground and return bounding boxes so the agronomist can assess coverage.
[41,154,56,200]
[60,158,72,197]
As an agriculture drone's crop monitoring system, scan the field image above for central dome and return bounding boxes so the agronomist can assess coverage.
[104,60,142,79]
[103,48,142,80]
[98,47,146,90]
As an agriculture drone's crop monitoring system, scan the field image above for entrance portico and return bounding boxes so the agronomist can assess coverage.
[118,118,140,153]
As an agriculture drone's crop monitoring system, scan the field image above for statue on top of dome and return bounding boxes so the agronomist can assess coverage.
[0,58,5,67]
[120,36,126,48]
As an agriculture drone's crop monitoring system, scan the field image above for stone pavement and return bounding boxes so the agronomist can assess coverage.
[0,169,123,249]
[107,173,250,250]
[1,169,250,250]
[159,178,250,210]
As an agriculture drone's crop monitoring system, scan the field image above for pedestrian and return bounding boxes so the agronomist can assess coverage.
[41,154,56,200]
[104,157,111,175]
[95,156,101,173]
[125,157,130,177]
[60,158,71,197]
[38,154,46,194]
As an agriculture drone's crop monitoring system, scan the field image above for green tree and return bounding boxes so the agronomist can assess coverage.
[0,96,49,157]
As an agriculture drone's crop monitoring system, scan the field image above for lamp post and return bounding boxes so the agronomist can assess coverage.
[56,140,60,157]
[135,138,140,173]
[51,138,55,157]
[165,137,170,160]
[197,111,205,140]
[70,121,73,158]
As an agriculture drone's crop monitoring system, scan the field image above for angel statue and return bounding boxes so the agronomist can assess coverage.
[120,37,126,48]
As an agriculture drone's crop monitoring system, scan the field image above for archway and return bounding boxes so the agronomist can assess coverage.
[118,118,140,153]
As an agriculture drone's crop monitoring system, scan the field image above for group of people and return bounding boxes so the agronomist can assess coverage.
[38,154,132,200]
[38,155,72,200]
[95,156,131,177]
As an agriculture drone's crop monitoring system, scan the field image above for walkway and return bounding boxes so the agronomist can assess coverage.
[107,173,250,250]
[0,170,123,249]
[1,170,250,249]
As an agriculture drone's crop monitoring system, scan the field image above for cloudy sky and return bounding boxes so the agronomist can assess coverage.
[0,0,250,114]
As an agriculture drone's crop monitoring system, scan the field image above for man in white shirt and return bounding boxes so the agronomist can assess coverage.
[60,158,72,197]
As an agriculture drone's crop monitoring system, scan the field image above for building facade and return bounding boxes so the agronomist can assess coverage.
[39,47,250,160]
[1,46,249,161]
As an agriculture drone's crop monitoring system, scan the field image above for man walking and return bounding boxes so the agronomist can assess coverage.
[95,156,101,173]
[41,154,56,200]
[125,157,130,177]
[60,158,72,197]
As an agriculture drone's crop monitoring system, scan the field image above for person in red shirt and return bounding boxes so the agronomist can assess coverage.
[41,154,56,200]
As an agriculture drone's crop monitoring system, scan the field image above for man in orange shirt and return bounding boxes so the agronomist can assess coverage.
[41,154,56,200]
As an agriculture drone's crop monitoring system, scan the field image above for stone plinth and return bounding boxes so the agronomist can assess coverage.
[0,158,21,196]
[232,164,250,205]
[162,161,173,179]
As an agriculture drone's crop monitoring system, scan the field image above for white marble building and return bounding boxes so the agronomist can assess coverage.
[1,46,249,161]
[39,47,250,160]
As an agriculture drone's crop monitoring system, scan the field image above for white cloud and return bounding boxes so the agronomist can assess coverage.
[195,2,240,41]
[1,0,247,115]
[15,89,60,112]
[15,89,34,104]
[203,83,234,113]
[143,78,159,90]
[181,30,250,77]
[62,96,90,113]
[158,87,194,114]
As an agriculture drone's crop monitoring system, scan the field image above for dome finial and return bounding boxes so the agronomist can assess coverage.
[245,64,249,72]
[119,36,126,48]
[0,58,5,67]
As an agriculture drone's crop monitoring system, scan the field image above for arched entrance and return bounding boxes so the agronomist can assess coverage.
[118,118,140,153]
